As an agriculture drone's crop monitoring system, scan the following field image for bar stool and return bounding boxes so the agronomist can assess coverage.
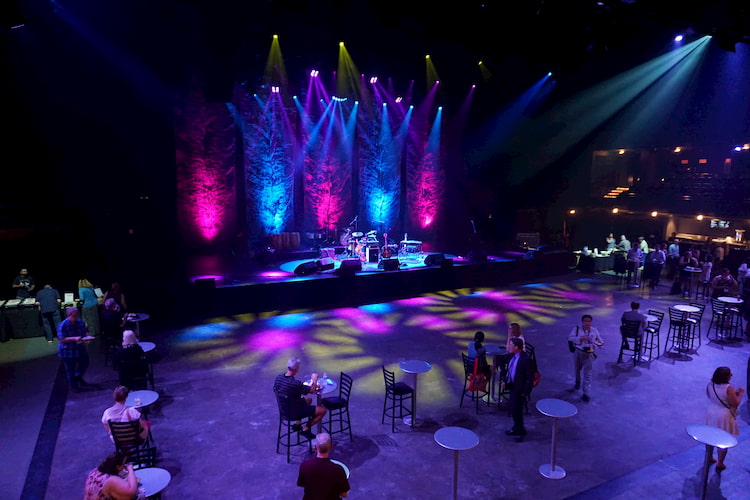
[666,307,692,354]
[695,279,711,300]
[708,298,732,341]
[618,319,643,365]
[686,302,705,348]
[381,366,414,432]
[643,310,664,361]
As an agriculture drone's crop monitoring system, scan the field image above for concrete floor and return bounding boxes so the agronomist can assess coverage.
[2,271,750,500]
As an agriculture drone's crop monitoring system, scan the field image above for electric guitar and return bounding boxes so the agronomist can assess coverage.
[381,232,393,259]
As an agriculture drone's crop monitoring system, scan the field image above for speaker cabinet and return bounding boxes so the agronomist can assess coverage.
[378,258,400,271]
[423,253,445,267]
[336,259,361,275]
[318,257,335,271]
[294,260,320,276]
[366,246,379,263]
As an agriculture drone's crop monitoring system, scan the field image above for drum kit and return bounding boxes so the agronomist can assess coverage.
[334,221,422,263]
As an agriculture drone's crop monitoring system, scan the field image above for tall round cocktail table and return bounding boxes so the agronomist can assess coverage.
[536,398,578,479]
[434,426,479,500]
[686,424,738,500]
[135,467,171,498]
[399,359,431,426]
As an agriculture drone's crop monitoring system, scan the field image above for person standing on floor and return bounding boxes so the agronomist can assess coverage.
[78,278,101,337]
[297,432,350,499]
[569,314,603,402]
[12,268,35,299]
[57,306,91,393]
[705,366,744,471]
[36,283,62,342]
[626,245,643,286]
[504,337,534,441]
[616,234,631,253]
[667,239,681,280]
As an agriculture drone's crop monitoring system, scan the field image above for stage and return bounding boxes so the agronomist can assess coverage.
[183,243,573,320]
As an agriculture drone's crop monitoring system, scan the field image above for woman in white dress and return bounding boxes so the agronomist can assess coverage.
[705,366,744,471]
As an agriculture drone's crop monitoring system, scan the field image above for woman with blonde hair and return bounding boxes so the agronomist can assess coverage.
[505,323,525,352]
[78,278,100,336]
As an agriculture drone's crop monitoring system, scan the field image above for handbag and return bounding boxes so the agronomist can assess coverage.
[468,357,488,392]
[568,326,577,353]
[712,383,738,418]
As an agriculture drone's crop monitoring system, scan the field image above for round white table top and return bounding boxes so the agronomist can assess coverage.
[484,344,506,356]
[685,424,738,449]
[330,459,350,479]
[434,426,479,451]
[673,304,700,313]
[399,359,432,374]
[304,377,338,396]
[644,315,658,323]
[718,296,743,304]
[536,398,578,419]
[126,390,160,409]
[139,341,155,353]
[136,467,171,497]
[124,313,150,322]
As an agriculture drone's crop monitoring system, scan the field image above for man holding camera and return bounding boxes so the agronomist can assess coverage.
[569,314,604,402]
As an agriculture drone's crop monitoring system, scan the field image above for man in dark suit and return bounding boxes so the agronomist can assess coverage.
[504,337,535,442]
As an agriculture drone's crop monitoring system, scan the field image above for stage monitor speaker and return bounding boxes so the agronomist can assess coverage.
[467,249,487,262]
[336,258,361,275]
[423,253,445,267]
[318,257,335,271]
[294,260,320,276]
[440,258,454,268]
[378,258,400,271]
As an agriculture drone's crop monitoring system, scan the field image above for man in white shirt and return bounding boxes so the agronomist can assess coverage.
[737,258,750,295]
[667,239,680,279]
[568,314,604,402]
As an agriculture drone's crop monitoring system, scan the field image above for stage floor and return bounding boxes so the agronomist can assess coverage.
[185,244,515,289]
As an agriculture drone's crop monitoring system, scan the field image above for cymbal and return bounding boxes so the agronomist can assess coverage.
[373,220,385,223]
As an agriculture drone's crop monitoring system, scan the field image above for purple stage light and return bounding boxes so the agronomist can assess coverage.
[249,328,303,350]
[334,308,390,333]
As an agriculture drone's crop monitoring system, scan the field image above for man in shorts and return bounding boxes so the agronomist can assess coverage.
[274,357,327,440]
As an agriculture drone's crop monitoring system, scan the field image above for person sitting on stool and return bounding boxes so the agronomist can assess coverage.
[274,357,327,441]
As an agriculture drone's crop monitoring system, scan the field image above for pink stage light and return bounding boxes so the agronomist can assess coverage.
[335,308,391,333]
[249,328,303,350]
